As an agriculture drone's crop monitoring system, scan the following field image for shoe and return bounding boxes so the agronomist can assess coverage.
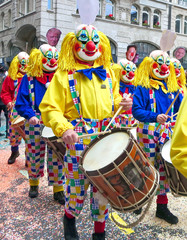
[63,214,79,240]
[8,151,20,164]
[133,207,142,215]
[156,204,178,224]
[92,231,105,240]
[25,160,28,167]
[29,186,39,198]
[54,191,65,205]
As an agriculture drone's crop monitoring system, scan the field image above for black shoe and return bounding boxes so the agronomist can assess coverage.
[63,214,79,240]
[133,207,142,215]
[92,231,105,240]
[54,191,65,205]
[29,186,39,198]
[8,151,20,164]
[156,204,178,224]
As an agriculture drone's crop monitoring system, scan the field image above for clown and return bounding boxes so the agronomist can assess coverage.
[171,58,186,96]
[1,52,29,164]
[112,58,137,127]
[15,44,65,204]
[132,50,183,224]
[39,24,132,240]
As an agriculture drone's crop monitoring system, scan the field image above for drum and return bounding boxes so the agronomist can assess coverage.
[41,126,66,163]
[161,139,187,196]
[11,115,26,140]
[79,128,159,212]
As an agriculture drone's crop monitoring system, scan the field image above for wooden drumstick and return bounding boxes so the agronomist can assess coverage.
[167,112,178,119]
[104,93,131,132]
[57,130,112,142]
[156,91,180,130]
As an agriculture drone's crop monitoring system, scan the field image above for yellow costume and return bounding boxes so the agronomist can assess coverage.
[171,93,187,178]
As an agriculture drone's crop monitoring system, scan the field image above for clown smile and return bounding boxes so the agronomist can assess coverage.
[83,50,97,56]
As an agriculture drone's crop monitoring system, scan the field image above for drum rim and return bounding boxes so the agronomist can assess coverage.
[80,128,135,174]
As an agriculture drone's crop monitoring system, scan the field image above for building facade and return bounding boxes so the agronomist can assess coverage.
[0,0,187,68]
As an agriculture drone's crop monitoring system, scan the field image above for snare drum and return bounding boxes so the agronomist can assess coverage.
[79,128,159,212]
[11,115,26,140]
[41,126,66,164]
[161,140,187,196]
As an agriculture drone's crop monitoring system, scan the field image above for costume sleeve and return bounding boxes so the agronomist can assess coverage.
[39,71,74,137]
[15,75,36,120]
[132,86,158,122]
[0,76,14,105]
[170,93,187,178]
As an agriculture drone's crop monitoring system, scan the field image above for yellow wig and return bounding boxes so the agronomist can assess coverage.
[134,57,179,92]
[178,65,186,87]
[26,48,43,77]
[8,55,20,80]
[58,31,113,71]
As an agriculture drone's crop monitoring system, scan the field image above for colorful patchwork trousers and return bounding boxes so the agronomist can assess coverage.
[64,118,116,222]
[137,122,169,195]
[25,117,64,186]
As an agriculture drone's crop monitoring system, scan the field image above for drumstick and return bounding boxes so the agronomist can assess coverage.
[57,130,112,142]
[156,91,180,130]
[104,93,131,132]
[167,112,178,119]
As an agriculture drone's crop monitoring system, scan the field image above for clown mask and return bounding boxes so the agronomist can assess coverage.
[39,44,58,72]
[171,58,181,79]
[18,52,29,74]
[74,24,101,63]
[150,50,171,80]
[118,59,136,83]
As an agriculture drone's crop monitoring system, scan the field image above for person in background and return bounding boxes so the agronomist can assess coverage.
[0,63,8,137]
[1,52,29,164]
[174,47,186,60]
[46,28,62,47]
[126,44,139,64]
[132,50,183,224]
[15,44,65,204]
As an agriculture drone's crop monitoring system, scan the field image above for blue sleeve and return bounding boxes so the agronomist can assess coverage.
[15,75,36,120]
[132,86,158,122]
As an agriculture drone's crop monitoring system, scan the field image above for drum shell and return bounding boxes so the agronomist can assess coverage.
[11,116,25,140]
[41,129,66,164]
[80,128,159,212]
[161,140,187,196]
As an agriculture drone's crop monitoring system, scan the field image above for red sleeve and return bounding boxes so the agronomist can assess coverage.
[0,76,15,105]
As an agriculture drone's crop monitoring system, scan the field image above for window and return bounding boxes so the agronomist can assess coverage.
[178,0,187,7]
[48,0,53,10]
[1,12,5,30]
[105,0,115,20]
[25,0,35,13]
[142,7,150,26]
[131,5,139,24]
[110,40,117,63]
[8,9,12,28]
[175,15,181,33]
[184,16,187,34]
[133,42,158,66]
[98,0,101,16]
[153,10,161,28]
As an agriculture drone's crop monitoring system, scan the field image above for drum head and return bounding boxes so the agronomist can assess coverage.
[42,126,55,138]
[161,140,172,164]
[12,116,25,125]
[83,132,130,171]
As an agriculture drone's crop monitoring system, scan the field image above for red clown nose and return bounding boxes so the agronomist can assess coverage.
[161,64,168,72]
[175,68,180,75]
[129,71,135,78]
[50,58,57,66]
[86,41,96,51]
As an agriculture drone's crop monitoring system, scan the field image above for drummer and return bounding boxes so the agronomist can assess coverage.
[112,58,137,127]
[1,52,29,164]
[132,50,183,224]
[39,24,132,240]
[170,92,187,178]
[15,44,65,205]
